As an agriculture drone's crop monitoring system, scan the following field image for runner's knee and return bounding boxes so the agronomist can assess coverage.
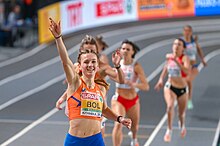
[166,105,174,113]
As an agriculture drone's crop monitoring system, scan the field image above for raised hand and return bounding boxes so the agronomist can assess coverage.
[49,17,61,39]
[112,49,122,67]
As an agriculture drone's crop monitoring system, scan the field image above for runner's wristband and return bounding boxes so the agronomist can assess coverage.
[55,34,62,39]
[115,64,121,69]
[117,116,123,123]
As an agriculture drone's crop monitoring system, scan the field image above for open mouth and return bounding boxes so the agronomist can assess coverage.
[86,67,95,73]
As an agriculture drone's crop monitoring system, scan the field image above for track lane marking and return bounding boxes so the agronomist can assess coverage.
[2,41,220,146]
[1,24,220,87]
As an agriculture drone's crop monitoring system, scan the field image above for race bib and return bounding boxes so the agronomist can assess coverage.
[80,91,103,118]
[186,44,197,56]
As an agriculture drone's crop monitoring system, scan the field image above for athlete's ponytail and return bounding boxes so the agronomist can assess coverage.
[95,78,110,91]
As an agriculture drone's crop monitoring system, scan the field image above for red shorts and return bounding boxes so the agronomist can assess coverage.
[117,95,139,112]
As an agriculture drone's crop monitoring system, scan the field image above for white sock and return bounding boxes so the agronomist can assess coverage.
[181,124,186,131]
[131,138,138,145]
[166,129,172,135]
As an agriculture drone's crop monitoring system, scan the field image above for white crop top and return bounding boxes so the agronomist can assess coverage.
[116,60,138,89]
[184,39,197,61]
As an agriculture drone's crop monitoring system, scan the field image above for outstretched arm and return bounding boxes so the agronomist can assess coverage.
[49,18,77,85]
[195,36,207,66]
[154,64,167,91]
[102,101,131,129]
[99,86,131,129]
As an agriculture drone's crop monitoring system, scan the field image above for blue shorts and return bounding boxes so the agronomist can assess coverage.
[192,64,199,68]
[64,132,105,146]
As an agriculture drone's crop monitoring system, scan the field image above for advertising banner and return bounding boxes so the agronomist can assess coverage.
[38,2,60,43]
[60,1,84,35]
[137,0,194,19]
[195,0,220,16]
[61,0,137,35]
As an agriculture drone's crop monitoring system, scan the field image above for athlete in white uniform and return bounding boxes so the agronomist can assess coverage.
[182,25,207,109]
[155,38,190,142]
[112,40,149,146]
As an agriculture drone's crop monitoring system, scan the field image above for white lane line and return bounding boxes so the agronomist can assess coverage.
[0,20,218,144]
[212,118,220,146]
[0,108,59,146]
[0,57,61,86]
[103,25,220,55]
[198,49,220,71]
[144,114,167,146]
[1,35,220,145]
[0,26,172,111]
[0,64,164,146]
[0,118,216,132]
[105,123,216,132]
[1,23,220,88]
[102,19,220,38]
[0,119,33,124]
[0,34,170,145]
[1,19,219,69]
[0,74,65,111]
[0,44,48,68]
[2,18,219,69]
[0,33,172,110]
[144,49,220,146]
[3,32,219,87]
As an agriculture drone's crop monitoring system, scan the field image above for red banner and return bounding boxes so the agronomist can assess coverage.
[96,0,124,17]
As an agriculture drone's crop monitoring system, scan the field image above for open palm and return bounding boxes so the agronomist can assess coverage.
[49,17,61,38]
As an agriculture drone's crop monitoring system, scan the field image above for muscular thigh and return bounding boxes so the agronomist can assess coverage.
[164,87,176,106]
[126,101,140,125]
[111,100,126,116]
[177,93,188,109]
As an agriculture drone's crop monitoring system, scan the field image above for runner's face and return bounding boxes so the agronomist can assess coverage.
[183,27,192,37]
[172,39,184,56]
[80,53,99,78]
[120,43,134,59]
[82,44,97,53]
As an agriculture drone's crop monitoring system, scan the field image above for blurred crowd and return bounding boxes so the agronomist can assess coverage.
[0,0,37,47]
[0,0,62,47]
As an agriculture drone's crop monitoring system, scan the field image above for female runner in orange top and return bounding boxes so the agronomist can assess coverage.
[49,18,131,146]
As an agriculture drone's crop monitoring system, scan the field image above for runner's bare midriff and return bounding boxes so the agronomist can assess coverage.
[69,119,101,137]
[168,77,187,88]
[116,88,137,99]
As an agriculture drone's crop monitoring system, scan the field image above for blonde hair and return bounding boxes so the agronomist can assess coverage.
[80,35,98,53]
